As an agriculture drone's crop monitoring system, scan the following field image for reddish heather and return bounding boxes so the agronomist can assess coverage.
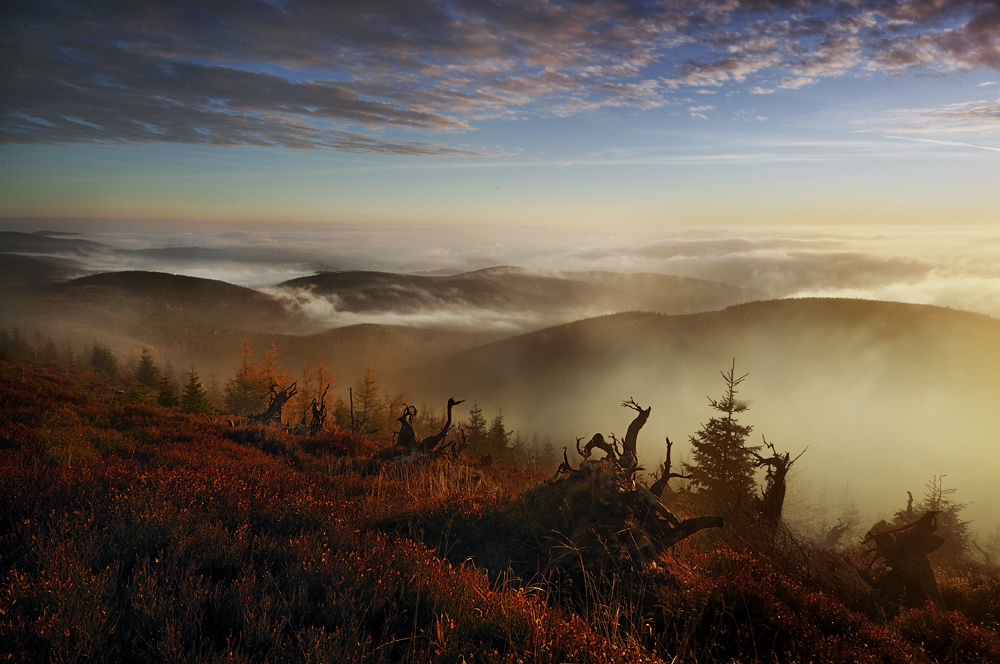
[1,359,998,663]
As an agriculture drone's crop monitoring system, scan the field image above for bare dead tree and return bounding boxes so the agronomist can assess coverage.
[248,381,298,427]
[576,433,619,463]
[550,446,574,482]
[546,399,724,553]
[419,397,465,453]
[971,539,993,567]
[971,524,999,566]
[864,511,945,607]
[434,422,469,460]
[308,383,330,436]
[649,436,690,499]
[751,436,806,526]
[393,404,419,451]
[824,519,852,547]
[348,386,354,431]
[620,398,650,475]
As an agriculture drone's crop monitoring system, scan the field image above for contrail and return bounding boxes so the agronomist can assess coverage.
[886,134,1000,153]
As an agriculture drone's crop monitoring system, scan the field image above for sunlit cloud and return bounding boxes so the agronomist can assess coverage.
[857,98,1000,136]
[3,1,1000,154]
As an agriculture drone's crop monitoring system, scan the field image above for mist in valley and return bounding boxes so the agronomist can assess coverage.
[2,223,999,551]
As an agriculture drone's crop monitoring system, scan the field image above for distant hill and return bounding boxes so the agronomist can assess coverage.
[0,253,78,287]
[406,298,1000,528]
[0,230,107,254]
[0,231,110,288]
[1,270,295,331]
[278,266,760,318]
[0,271,306,365]
[0,269,503,385]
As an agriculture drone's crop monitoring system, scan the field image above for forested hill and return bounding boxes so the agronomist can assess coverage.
[278,266,760,316]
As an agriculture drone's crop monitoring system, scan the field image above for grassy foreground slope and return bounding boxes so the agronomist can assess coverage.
[2,358,999,663]
[0,359,653,664]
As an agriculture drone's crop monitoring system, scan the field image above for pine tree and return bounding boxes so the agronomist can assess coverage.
[40,336,59,363]
[135,347,160,389]
[486,412,511,462]
[352,365,382,432]
[309,354,335,431]
[509,430,526,467]
[180,367,215,414]
[900,476,972,569]
[157,374,180,408]
[224,339,270,415]
[465,401,488,457]
[685,361,760,508]
[90,343,118,379]
[331,396,351,429]
[540,437,557,472]
[0,327,35,361]
[296,360,316,426]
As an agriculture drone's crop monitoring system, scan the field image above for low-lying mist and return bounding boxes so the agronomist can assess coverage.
[400,302,1000,537]
[3,222,999,544]
[5,223,1000,319]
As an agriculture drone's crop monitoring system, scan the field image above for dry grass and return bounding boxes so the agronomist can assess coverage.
[2,358,999,663]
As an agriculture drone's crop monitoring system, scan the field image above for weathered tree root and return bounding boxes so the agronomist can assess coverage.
[863,510,945,608]
[542,399,725,573]
[248,380,297,426]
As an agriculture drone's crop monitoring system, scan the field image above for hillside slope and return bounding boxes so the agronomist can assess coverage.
[408,298,1000,527]
[2,357,998,664]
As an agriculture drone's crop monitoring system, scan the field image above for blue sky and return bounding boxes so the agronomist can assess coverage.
[2,0,999,226]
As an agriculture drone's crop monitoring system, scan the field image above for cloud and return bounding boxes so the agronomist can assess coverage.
[262,284,576,332]
[688,104,717,119]
[779,76,817,89]
[856,98,1000,136]
[8,223,1000,323]
[3,1,1000,153]
[792,271,1000,318]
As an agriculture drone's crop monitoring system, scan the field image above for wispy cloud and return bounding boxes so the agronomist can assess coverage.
[857,99,1000,136]
[3,1,1000,153]
[885,135,1000,153]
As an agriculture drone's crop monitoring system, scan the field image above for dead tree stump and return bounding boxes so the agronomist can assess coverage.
[864,511,945,608]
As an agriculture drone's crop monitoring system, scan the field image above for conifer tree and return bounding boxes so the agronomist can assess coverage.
[465,401,488,457]
[332,396,351,430]
[896,476,972,569]
[487,412,511,462]
[685,361,760,508]
[352,365,382,432]
[224,339,270,415]
[157,374,180,408]
[296,360,316,426]
[509,430,526,467]
[90,343,118,379]
[0,327,35,361]
[540,437,557,472]
[180,367,215,414]
[40,336,59,363]
[135,347,160,389]
[308,354,335,430]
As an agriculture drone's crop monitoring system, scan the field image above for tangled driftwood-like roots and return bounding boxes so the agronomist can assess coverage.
[863,510,945,608]
[541,399,724,577]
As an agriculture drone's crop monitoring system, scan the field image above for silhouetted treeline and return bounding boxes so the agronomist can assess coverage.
[0,328,561,472]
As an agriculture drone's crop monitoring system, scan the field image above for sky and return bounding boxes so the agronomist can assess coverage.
[2,0,1000,227]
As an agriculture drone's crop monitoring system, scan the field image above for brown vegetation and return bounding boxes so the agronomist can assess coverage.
[2,350,999,663]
